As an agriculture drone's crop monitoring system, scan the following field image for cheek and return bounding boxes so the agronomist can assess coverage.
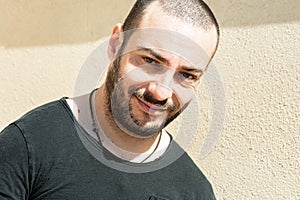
[121,56,156,84]
[172,86,195,107]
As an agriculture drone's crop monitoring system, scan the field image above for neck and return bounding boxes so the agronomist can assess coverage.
[94,85,161,154]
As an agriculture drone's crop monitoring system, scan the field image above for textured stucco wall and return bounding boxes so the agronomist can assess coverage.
[0,0,299,199]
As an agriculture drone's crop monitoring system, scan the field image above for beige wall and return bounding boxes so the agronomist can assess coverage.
[0,0,299,199]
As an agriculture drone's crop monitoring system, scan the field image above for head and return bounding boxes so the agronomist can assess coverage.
[104,0,219,138]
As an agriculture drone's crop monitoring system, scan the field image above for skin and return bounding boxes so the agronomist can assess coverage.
[94,2,218,154]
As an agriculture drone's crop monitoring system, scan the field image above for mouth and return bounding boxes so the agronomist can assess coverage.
[134,95,167,116]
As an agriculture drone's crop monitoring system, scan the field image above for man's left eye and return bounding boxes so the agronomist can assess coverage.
[181,72,196,80]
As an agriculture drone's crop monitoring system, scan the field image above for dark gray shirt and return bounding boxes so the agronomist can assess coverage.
[0,99,215,200]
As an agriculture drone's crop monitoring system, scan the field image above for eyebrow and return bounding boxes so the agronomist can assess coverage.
[136,46,204,74]
[136,46,168,63]
[181,66,204,75]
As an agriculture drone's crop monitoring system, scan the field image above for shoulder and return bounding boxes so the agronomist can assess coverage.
[167,147,216,199]
[177,152,213,181]
[12,98,76,139]
[10,98,77,155]
[15,98,71,129]
[1,98,72,140]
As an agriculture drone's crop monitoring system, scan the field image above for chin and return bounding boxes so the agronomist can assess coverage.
[116,117,166,138]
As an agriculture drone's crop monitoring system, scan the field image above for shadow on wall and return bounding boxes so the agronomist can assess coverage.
[0,0,299,47]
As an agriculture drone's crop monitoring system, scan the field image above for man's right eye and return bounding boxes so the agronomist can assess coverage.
[143,57,157,64]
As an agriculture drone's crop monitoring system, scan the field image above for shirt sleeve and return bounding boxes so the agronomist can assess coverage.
[0,123,30,200]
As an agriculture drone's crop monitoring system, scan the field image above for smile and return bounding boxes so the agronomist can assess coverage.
[134,95,167,115]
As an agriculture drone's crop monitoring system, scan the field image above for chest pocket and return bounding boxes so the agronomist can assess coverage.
[148,195,170,200]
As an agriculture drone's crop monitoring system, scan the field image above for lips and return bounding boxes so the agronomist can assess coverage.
[134,95,166,115]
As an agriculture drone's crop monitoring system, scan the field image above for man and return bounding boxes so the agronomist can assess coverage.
[0,0,219,199]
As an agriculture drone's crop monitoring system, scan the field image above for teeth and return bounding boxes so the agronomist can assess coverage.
[149,82,156,91]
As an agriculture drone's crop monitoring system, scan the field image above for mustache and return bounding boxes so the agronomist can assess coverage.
[134,89,177,112]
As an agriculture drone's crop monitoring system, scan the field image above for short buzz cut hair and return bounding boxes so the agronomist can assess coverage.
[123,0,219,37]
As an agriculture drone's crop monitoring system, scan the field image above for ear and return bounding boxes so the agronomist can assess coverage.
[107,23,124,60]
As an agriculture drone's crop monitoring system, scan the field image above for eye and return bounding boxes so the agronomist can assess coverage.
[143,57,157,64]
[180,72,197,80]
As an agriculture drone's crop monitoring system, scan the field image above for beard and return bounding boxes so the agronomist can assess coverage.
[104,52,189,138]
[104,59,184,138]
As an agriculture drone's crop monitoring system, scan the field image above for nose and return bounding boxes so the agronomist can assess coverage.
[148,82,173,101]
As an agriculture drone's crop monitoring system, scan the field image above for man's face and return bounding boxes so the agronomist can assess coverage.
[106,3,218,138]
